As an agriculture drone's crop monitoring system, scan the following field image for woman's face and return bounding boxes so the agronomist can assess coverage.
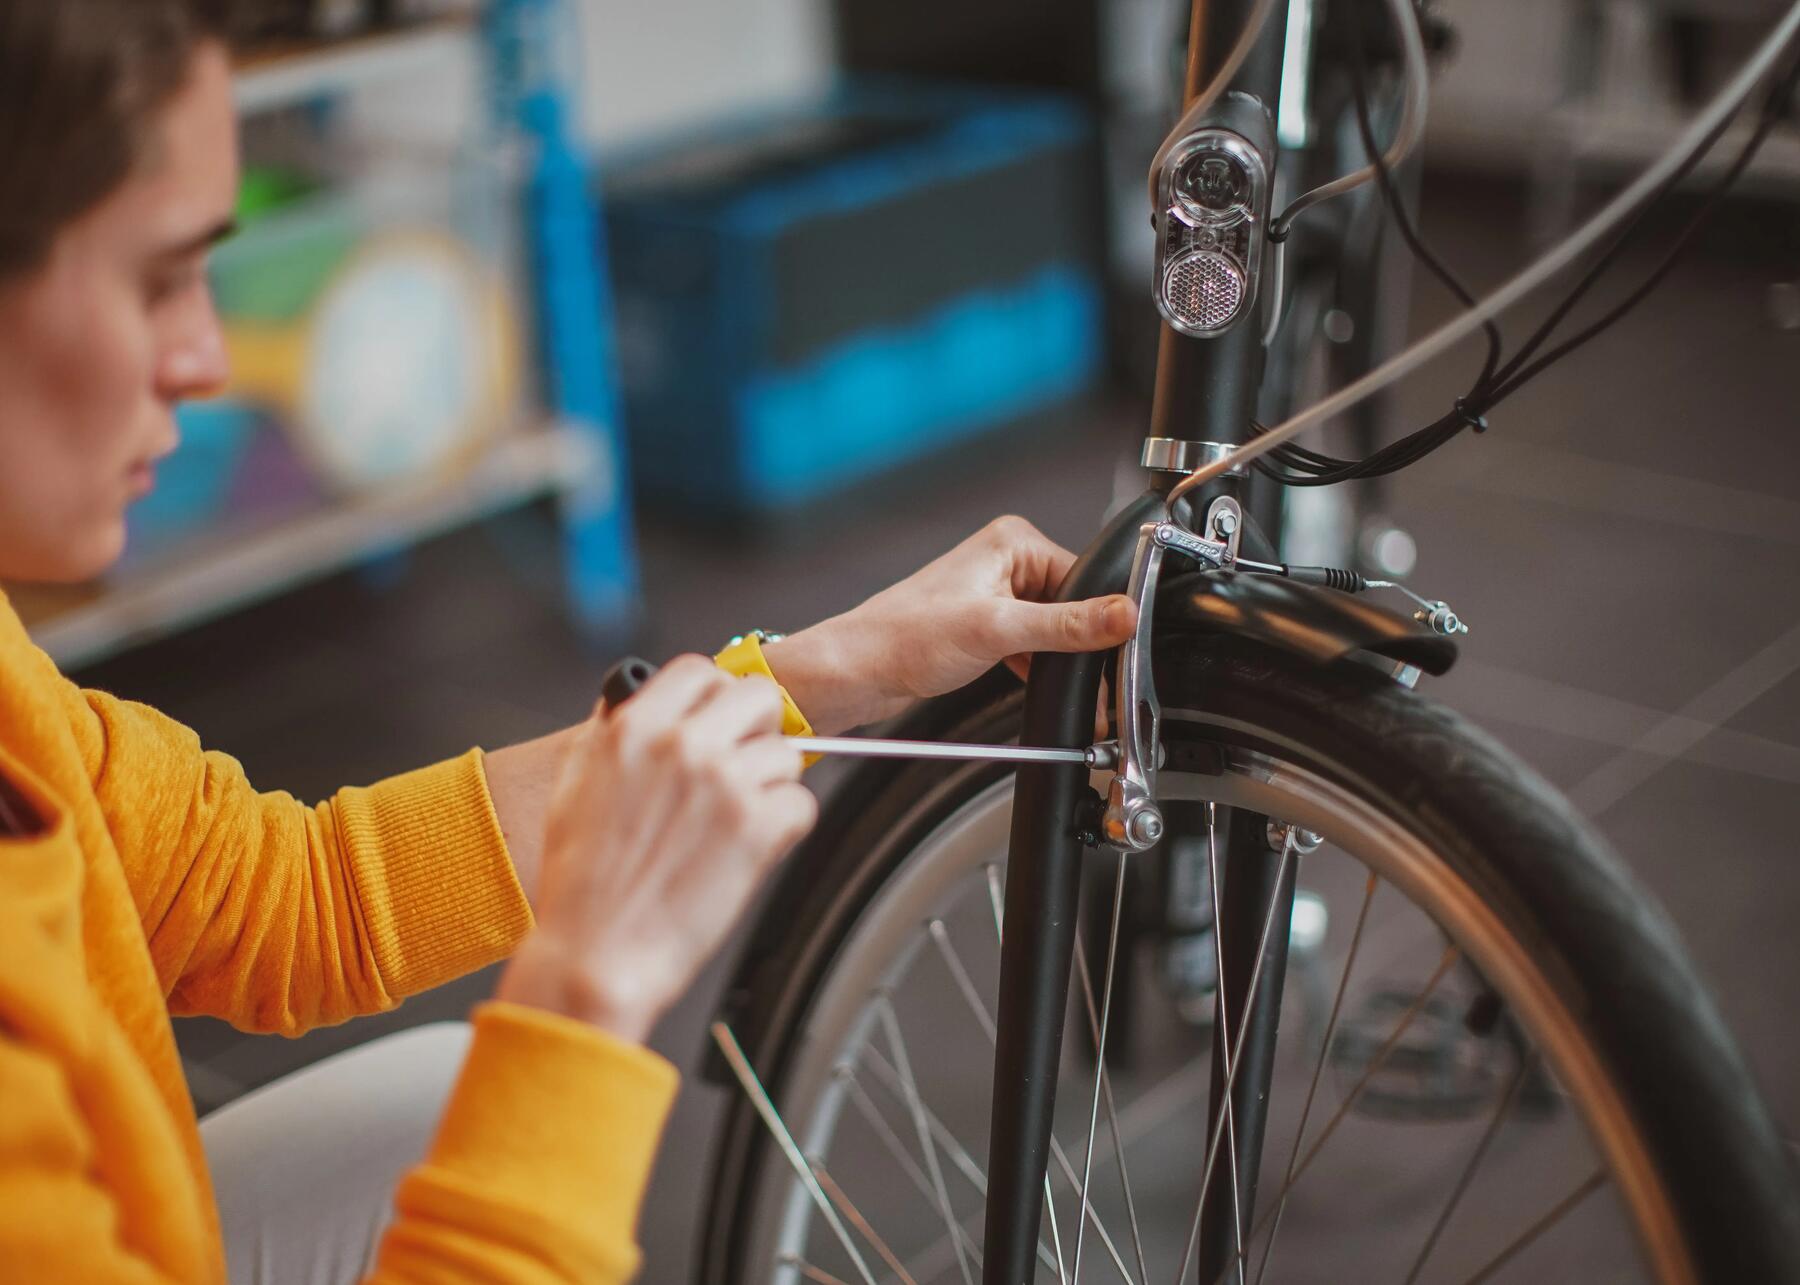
[0,41,238,585]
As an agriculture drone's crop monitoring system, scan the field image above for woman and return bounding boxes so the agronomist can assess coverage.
[0,2,1136,1281]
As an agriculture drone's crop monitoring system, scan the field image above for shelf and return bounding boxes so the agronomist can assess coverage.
[234,17,477,116]
[16,427,590,670]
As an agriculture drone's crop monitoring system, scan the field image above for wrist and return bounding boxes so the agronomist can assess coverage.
[498,934,658,1044]
[763,621,889,735]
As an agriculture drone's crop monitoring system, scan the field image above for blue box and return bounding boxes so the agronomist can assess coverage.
[604,82,1104,514]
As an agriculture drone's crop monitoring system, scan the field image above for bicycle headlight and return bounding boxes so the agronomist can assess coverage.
[1154,109,1272,338]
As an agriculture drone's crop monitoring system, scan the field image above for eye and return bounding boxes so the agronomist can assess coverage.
[145,257,206,305]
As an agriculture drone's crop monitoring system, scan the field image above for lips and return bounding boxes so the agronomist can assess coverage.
[127,434,180,499]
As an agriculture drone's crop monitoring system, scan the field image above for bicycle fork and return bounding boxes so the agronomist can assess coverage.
[982,488,1295,1285]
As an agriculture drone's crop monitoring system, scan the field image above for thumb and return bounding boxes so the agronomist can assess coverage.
[1001,595,1137,655]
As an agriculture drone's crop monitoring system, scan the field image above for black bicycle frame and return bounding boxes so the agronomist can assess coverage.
[981,4,1295,1283]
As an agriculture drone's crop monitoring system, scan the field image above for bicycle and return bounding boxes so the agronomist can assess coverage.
[687,2,1800,1281]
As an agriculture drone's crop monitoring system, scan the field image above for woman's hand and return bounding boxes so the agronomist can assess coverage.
[495,656,816,1043]
[763,516,1137,735]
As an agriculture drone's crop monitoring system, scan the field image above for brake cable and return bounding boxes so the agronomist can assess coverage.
[1255,0,1800,488]
[1167,0,1800,507]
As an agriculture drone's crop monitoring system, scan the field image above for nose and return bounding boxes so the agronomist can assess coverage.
[156,286,232,403]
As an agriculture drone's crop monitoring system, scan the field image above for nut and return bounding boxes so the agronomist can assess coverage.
[1130,809,1166,846]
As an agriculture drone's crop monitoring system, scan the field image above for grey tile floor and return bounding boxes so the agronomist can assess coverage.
[74,173,1800,1281]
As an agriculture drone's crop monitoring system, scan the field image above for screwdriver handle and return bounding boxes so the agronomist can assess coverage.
[601,656,659,709]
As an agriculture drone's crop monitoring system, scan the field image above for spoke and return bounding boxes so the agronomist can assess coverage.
[928,918,998,1041]
[862,1047,994,1198]
[865,1035,1116,1282]
[784,1255,856,1285]
[919,915,1066,1283]
[985,863,1006,939]
[1046,1125,1144,1285]
[1205,944,1464,1285]
[1074,940,1151,1285]
[1252,875,1379,1285]
[851,1057,1064,1280]
[961,860,1135,1284]
[875,997,978,1285]
[712,1023,881,1285]
[1202,804,1248,1278]
[812,1160,921,1285]
[1285,944,1461,1190]
[880,1039,1211,1285]
[1403,1052,1538,1284]
[840,1068,992,1270]
[1174,810,1297,1285]
[1460,1169,1605,1285]
[902,1209,999,1285]
[1046,1173,1070,1285]
[1072,851,1130,1285]
[974,863,1071,1285]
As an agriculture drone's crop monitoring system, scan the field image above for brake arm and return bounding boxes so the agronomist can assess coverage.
[1102,499,1242,851]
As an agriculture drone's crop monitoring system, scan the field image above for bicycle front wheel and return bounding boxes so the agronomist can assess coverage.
[699,637,1799,1285]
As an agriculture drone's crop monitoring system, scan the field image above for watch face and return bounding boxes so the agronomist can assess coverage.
[301,236,513,490]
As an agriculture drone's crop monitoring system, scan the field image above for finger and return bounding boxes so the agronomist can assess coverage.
[664,783,816,908]
[1004,653,1030,683]
[602,653,726,725]
[990,594,1138,656]
[686,673,788,743]
[728,734,806,787]
[991,517,1079,601]
[756,781,820,857]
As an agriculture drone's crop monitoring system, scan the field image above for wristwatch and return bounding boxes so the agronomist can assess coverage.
[715,629,813,743]
[725,629,787,648]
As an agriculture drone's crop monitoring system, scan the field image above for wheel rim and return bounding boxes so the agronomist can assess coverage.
[731,729,1690,1285]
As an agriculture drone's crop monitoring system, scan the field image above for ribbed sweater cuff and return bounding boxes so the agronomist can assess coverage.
[337,749,534,998]
[408,1001,679,1265]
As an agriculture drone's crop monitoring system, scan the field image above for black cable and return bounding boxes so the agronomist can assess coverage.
[1478,56,1785,395]
[1252,2,1800,488]
[1479,49,1800,409]
[1250,0,1505,486]
[1342,0,1505,394]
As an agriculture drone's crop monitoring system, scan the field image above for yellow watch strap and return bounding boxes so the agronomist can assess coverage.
[713,633,816,742]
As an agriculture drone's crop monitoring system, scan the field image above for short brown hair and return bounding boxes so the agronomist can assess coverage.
[0,0,235,280]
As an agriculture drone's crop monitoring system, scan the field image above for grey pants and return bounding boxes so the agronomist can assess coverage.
[199,1022,471,1285]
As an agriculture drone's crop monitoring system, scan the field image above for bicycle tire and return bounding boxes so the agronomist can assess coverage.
[697,637,1800,1284]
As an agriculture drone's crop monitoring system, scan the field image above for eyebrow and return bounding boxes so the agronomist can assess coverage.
[155,218,238,261]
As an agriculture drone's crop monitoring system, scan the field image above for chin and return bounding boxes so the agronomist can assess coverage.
[6,521,130,586]
[69,522,130,581]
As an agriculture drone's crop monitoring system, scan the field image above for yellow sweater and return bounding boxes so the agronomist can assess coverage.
[0,593,786,1283]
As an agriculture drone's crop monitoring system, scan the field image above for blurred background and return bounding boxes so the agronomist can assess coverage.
[7,0,1797,1278]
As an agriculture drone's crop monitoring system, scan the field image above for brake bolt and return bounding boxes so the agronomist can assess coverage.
[1266,820,1324,854]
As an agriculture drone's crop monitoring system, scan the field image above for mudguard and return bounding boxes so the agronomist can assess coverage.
[1158,568,1458,676]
